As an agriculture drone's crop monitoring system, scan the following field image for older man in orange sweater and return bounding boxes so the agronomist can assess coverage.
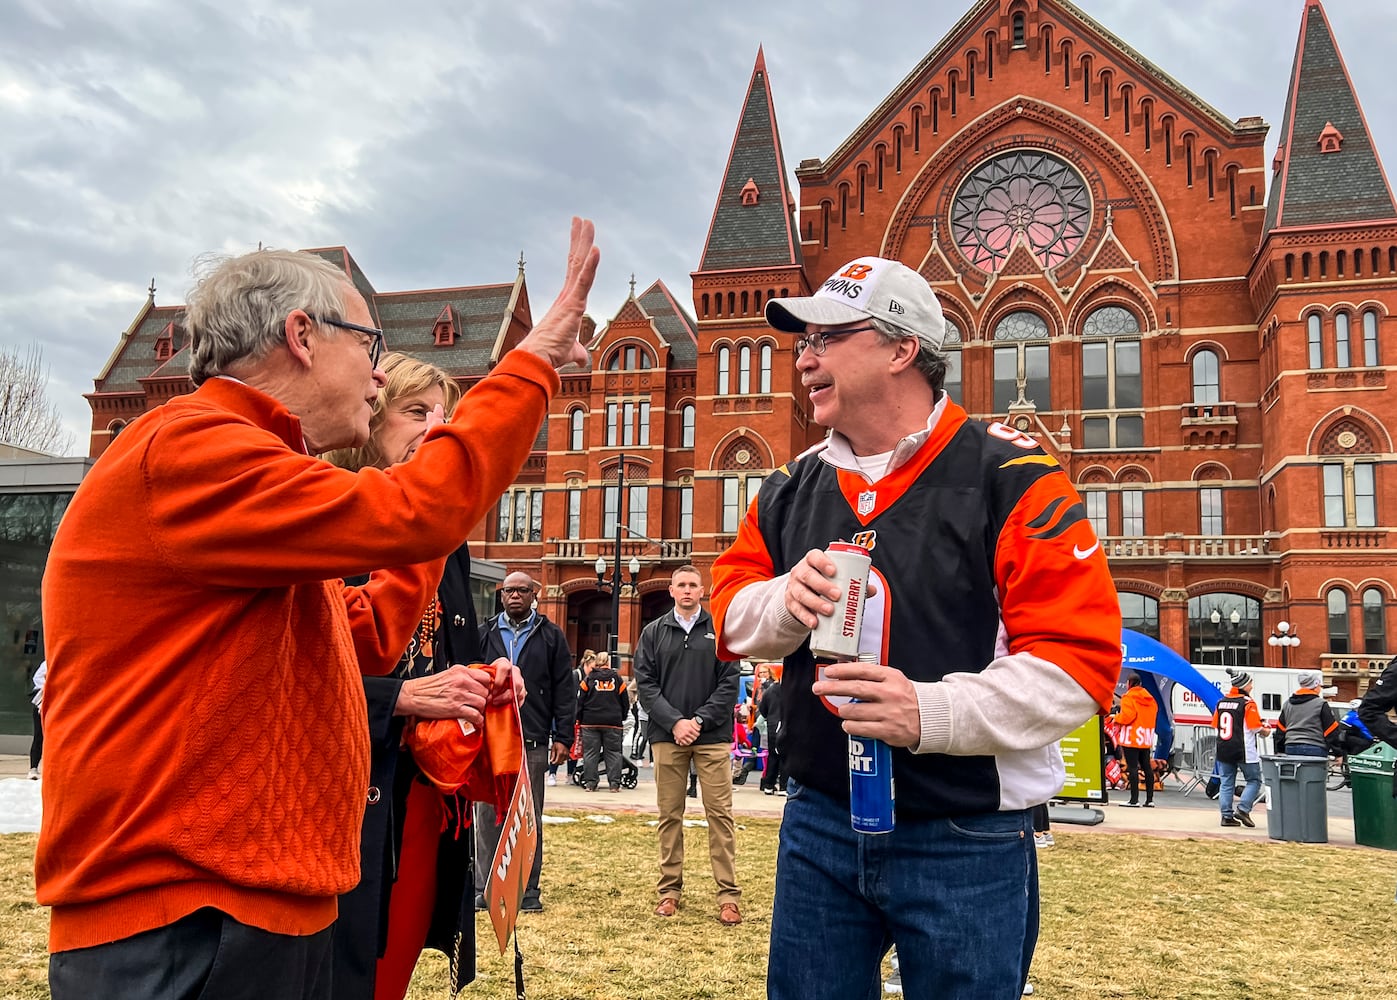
[37,221,599,1000]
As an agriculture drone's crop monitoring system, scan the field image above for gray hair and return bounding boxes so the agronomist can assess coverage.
[868,317,948,395]
[185,249,354,385]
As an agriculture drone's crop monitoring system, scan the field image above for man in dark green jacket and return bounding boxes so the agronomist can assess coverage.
[634,565,742,926]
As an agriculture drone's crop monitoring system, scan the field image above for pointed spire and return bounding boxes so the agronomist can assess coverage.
[1264,1,1396,233]
[629,273,637,298]
[517,250,526,275]
[147,278,156,302]
[696,47,801,273]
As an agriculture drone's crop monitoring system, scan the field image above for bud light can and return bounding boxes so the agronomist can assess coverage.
[809,541,871,661]
[848,652,895,834]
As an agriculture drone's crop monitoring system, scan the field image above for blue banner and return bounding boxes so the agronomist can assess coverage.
[1120,629,1225,759]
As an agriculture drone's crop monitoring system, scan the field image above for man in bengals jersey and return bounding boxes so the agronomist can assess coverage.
[1212,668,1272,828]
[710,256,1121,1000]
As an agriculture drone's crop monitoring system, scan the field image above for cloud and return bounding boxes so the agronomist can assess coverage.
[2,0,1395,450]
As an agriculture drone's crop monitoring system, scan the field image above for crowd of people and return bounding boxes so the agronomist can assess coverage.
[26,229,1396,1000]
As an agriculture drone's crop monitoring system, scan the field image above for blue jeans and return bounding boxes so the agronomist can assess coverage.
[1285,744,1328,758]
[1217,759,1262,818]
[768,778,1036,1000]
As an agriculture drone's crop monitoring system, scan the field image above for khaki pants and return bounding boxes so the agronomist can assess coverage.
[653,741,740,906]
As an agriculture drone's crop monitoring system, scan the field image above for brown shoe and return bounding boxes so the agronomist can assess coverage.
[718,902,742,926]
[654,898,678,917]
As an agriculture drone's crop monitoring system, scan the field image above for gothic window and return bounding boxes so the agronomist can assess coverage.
[738,345,752,394]
[992,310,1051,412]
[679,485,693,540]
[760,344,773,393]
[1323,461,1376,528]
[566,488,581,539]
[606,402,618,446]
[717,346,731,395]
[943,316,963,405]
[1363,588,1387,654]
[1363,309,1380,366]
[1328,588,1351,654]
[1335,312,1352,368]
[1307,314,1323,368]
[951,150,1091,273]
[721,475,765,533]
[569,409,585,451]
[1080,306,1143,450]
[1120,592,1160,640]
[1192,349,1220,404]
[607,345,651,370]
[681,404,695,448]
[1012,12,1026,48]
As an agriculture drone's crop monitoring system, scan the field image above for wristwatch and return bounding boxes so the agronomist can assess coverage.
[691,715,703,729]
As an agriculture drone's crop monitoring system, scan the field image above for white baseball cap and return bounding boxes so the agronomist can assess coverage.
[764,256,947,352]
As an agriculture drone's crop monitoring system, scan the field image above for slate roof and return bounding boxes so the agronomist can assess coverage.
[307,247,381,324]
[637,281,698,368]
[698,48,802,274]
[1264,1,1397,233]
[373,281,519,377]
[94,305,187,393]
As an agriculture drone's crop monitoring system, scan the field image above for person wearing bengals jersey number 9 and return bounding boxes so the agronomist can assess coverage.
[710,256,1121,1000]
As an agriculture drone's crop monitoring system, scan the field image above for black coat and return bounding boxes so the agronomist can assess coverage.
[481,610,576,746]
[759,679,784,752]
[634,608,741,746]
[1357,657,1397,795]
[335,545,482,1000]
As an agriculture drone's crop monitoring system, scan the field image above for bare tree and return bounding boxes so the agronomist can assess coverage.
[0,343,75,455]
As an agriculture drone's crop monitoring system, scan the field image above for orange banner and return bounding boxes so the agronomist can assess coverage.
[483,710,538,953]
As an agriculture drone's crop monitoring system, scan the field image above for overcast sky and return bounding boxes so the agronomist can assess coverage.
[3,0,1395,452]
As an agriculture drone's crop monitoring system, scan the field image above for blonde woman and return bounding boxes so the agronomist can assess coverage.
[326,353,490,1000]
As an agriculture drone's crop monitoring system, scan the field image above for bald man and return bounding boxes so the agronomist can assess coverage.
[473,572,576,912]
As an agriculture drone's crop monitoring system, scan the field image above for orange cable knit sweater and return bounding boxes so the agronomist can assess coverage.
[37,350,557,951]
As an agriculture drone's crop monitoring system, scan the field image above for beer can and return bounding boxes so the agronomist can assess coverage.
[808,541,871,661]
[848,651,895,834]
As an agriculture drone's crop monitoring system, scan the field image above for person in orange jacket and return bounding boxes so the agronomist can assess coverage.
[1111,674,1158,807]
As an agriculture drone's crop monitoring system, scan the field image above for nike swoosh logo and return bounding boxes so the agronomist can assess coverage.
[1073,541,1101,560]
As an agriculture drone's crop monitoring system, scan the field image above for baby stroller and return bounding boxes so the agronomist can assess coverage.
[569,722,641,790]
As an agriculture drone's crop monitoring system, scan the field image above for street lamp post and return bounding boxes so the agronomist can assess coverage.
[1210,608,1243,665]
[595,453,641,671]
[1268,620,1301,668]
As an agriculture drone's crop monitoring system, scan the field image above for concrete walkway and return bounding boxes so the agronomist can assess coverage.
[3,754,1361,847]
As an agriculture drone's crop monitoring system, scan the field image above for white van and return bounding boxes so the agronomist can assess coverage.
[1168,665,1337,758]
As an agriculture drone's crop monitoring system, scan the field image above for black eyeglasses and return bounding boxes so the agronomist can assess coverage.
[795,325,877,357]
[501,586,534,596]
[307,314,385,367]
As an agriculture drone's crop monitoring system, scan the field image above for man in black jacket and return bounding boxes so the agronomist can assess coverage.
[634,565,743,926]
[758,668,786,795]
[473,571,576,912]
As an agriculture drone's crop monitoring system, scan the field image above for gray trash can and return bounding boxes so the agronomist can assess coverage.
[1261,755,1328,843]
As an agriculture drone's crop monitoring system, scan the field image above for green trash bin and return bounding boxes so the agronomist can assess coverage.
[1261,755,1328,843]
[1350,742,1397,851]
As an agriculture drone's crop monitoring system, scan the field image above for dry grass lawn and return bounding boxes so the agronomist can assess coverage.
[3,814,1396,999]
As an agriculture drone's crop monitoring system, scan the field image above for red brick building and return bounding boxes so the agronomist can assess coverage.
[86,0,1394,692]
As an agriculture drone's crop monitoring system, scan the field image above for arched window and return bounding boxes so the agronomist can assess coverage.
[943,317,963,405]
[1012,12,1026,48]
[1335,312,1352,368]
[1363,588,1387,655]
[1119,592,1160,640]
[1192,349,1220,404]
[569,409,585,451]
[738,345,752,394]
[759,344,773,394]
[1190,594,1261,666]
[1307,314,1323,368]
[1362,309,1380,366]
[1327,588,1351,654]
[681,404,695,448]
[992,311,1051,412]
[717,347,731,395]
[607,345,652,370]
[1080,306,1142,449]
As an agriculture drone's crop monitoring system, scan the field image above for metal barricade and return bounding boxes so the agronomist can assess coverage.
[1178,725,1218,797]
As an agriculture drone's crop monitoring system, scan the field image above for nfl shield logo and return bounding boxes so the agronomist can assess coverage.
[857,491,876,516]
